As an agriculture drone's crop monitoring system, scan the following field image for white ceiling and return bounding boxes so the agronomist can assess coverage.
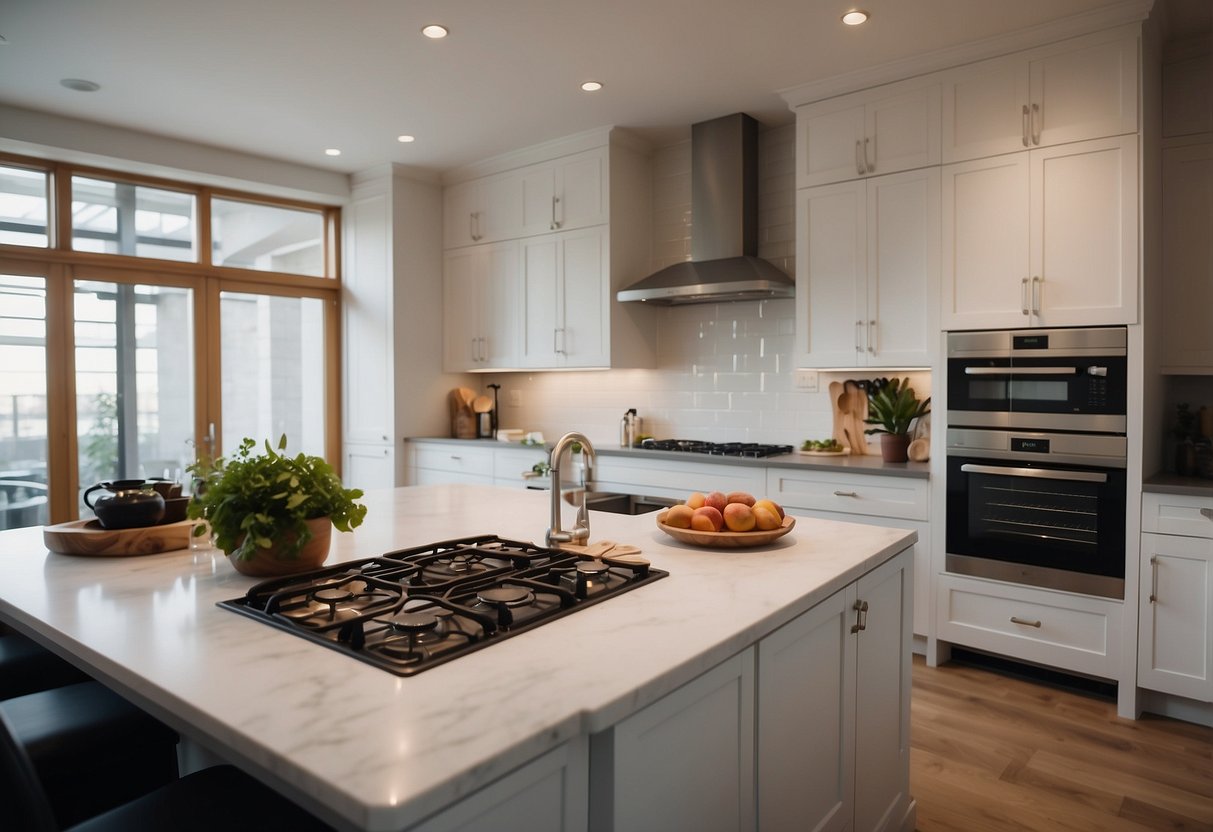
[0,0,1195,177]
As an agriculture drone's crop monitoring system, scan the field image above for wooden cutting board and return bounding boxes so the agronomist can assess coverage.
[43,519,194,557]
[829,381,847,449]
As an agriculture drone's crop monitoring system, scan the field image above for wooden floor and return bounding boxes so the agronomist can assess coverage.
[911,655,1213,832]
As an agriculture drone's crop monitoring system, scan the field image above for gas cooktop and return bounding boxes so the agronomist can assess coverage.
[638,439,794,458]
[219,536,667,676]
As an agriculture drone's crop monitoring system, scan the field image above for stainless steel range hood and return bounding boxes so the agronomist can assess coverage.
[617,113,794,305]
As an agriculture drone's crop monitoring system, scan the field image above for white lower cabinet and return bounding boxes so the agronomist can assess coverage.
[594,455,766,502]
[343,443,395,490]
[408,443,496,486]
[590,549,913,832]
[1139,492,1213,702]
[411,739,588,832]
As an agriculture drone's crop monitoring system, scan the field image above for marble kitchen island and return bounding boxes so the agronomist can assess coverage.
[0,484,916,832]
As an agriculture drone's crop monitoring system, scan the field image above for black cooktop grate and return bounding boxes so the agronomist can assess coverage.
[639,439,794,458]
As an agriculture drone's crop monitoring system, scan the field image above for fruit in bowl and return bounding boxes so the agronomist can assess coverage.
[656,490,793,547]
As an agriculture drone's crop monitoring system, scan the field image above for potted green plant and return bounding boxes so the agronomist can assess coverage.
[864,379,931,463]
[187,435,367,577]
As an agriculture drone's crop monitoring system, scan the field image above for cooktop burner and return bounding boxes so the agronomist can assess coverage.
[639,439,794,458]
[218,535,667,676]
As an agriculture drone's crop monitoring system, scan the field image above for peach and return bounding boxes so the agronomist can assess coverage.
[685,492,707,510]
[753,505,781,531]
[753,499,785,521]
[726,491,756,507]
[691,506,724,532]
[722,502,756,532]
[704,491,728,513]
[664,504,695,529]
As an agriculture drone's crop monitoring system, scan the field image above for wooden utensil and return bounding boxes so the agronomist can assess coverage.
[472,395,493,413]
[43,519,193,557]
[848,382,870,455]
[829,381,847,449]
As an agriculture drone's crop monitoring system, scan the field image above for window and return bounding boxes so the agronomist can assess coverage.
[0,273,50,530]
[0,166,50,247]
[212,198,325,276]
[71,176,197,262]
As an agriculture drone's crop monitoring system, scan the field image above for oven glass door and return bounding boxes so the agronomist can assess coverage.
[946,456,1126,580]
[947,356,1126,417]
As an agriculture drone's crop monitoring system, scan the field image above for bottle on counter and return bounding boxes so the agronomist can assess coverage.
[620,408,639,447]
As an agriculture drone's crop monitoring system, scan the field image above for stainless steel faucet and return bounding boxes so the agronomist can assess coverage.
[546,432,596,547]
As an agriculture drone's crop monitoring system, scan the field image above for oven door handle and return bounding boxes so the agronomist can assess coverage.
[963,366,1078,376]
[959,463,1107,483]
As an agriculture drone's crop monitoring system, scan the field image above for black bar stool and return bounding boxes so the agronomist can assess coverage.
[1,705,334,831]
[0,633,89,699]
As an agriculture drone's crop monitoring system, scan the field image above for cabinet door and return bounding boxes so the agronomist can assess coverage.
[941,153,1031,330]
[598,649,756,832]
[443,247,483,372]
[444,180,480,249]
[757,587,854,832]
[1139,533,1213,703]
[867,169,938,368]
[557,149,607,231]
[343,190,395,444]
[797,103,866,188]
[1160,142,1213,371]
[795,182,866,368]
[520,237,560,367]
[865,84,940,177]
[853,550,913,832]
[1029,33,1138,148]
[344,443,394,490]
[1030,135,1138,328]
[520,165,558,238]
[941,53,1030,163]
[558,227,608,367]
[478,171,524,243]
[481,241,521,367]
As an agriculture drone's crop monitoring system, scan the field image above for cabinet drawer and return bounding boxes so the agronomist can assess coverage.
[413,445,495,478]
[1142,492,1213,539]
[936,574,1120,678]
[594,457,765,502]
[766,470,929,522]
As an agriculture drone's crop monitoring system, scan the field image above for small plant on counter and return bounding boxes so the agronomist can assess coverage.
[864,378,931,463]
[187,435,367,562]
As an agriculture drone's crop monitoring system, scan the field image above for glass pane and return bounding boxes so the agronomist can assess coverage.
[71,177,197,262]
[220,292,325,457]
[0,274,49,529]
[212,198,325,276]
[74,280,195,516]
[0,166,50,247]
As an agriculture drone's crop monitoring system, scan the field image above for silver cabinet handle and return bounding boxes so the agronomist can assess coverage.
[855,319,864,353]
[1149,555,1159,603]
[1021,277,1030,316]
[1031,276,1042,315]
[1010,616,1042,628]
[470,337,479,362]
[855,140,864,176]
[553,328,566,356]
[868,320,877,354]
[479,337,487,362]
[469,212,476,242]
[851,599,870,634]
[450,455,462,461]
[960,463,1107,483]
[1201,508,1213,521]
[1022,105,1030,147]
[833,490,858,497]
[551,195,561,230]
[863,136,873,173]
[1031,102,1041,145]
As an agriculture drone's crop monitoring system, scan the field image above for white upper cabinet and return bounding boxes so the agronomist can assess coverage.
[942,134,1137,330]
[442,173,525,249]
[443,241,520,372]
[796,168,938,368]
[520,227,609,369]
[519,148,606,237]
[942,27,1139,163]
[797,80,940,188]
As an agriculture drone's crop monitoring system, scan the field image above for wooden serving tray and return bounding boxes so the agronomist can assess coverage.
[655,511,795,549]
[43,519,194,557]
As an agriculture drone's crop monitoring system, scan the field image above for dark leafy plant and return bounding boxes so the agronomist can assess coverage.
[864,378,931,437]
[187,435,366,562]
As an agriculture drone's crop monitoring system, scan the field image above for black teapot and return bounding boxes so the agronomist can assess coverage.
[83,480,165,530]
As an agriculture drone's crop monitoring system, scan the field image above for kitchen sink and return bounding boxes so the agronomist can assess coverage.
[562,488,677,516]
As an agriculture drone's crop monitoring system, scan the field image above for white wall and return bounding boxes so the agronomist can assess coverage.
[482,124,931,448]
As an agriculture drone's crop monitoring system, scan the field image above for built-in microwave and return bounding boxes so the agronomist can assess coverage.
[947,327,1127,433]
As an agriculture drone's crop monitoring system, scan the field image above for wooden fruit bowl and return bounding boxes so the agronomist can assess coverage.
[655,511,795,549]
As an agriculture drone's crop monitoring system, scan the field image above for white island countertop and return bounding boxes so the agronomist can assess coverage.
[0,484,915,831]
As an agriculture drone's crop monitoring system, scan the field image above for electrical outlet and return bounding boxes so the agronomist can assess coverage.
[508,389,522,407]
[793,370,819,392]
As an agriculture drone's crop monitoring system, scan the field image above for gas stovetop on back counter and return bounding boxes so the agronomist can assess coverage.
[219,536,667,676]
[638,439,794,458]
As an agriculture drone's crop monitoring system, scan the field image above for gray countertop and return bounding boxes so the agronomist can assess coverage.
[1143,473,1213,497]
[407,437,931,479]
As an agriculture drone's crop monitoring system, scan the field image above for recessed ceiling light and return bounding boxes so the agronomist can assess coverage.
[580,81,603,92]
[60,78,100,92]
[841,9,869,25]
[421,24,448,39]
[397,135,416,143]
[324,148,342,157]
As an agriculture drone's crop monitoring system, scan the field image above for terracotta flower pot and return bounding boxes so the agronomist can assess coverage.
[880,433,911,463]
[228,517,332,578]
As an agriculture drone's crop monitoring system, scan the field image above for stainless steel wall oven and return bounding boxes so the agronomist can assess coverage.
[946,327,1128,599]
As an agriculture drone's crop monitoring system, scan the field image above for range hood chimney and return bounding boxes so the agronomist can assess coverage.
[617,113,794,305]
